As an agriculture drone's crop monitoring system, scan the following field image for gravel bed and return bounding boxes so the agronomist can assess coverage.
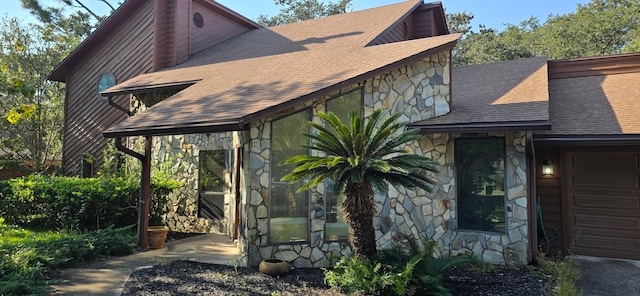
[121,260,545,295]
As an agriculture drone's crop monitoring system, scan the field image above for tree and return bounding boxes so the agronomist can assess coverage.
[446,11,474,35]
[452,0,640,65]
[21,0,117,30]
[257,0,352,26]
[0,16,81,171]
[281,110,438,259]
[529,0,640,59]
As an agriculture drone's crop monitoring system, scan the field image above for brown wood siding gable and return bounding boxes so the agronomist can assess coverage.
[189,2,251,55]
[63,0,156,175]
[371,3,448,45]
[175,0,191,64]
[373,15,411,45]
[412,8,433,38]
[154,0,177,70]
[549,52,640,79]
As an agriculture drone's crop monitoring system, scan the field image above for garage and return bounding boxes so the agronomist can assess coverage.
[565,148,640,260]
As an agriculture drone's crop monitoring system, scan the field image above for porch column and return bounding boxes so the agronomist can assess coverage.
[138,135,152,250]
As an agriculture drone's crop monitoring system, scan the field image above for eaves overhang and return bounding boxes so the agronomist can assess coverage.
[409,120,551,134]
[103,120,248,138]
[532,134,640,146]
[100,80,200,96]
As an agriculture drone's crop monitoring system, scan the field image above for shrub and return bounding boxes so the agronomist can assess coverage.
[324,255,421,296]
[0,175,180,231]
[0,221,136,296]
[325,237,477,296]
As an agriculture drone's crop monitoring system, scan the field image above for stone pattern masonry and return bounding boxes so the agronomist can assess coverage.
[152,133,243,235]
[147,51,529,267]
[245,51,528,267]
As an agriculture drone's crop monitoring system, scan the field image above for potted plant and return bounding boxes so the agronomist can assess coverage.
[147,193,170,249]
[147,177,180,249]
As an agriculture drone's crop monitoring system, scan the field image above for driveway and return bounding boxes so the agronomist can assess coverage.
[573,255,640,296]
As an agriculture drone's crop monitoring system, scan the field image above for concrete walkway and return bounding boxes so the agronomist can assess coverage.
[573,255,640,296]
[50,233,240,295]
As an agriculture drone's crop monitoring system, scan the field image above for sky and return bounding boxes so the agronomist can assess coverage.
[2,0,592,31]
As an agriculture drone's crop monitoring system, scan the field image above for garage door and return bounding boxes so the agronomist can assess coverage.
[566,148,640,260]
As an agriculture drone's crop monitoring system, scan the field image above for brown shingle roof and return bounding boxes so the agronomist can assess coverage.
[409,56,550,132]
[103,0,461,137]
[539,72,640,136]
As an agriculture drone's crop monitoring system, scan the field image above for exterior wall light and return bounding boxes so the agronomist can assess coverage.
[542,159,554,175]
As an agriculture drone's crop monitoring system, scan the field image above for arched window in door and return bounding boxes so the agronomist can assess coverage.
[455,138,506,232]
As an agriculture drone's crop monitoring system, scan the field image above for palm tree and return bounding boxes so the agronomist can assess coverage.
[281,109,438,259]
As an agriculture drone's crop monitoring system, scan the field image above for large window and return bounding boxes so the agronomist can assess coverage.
[455,138,506,232]
[270,110,311,243]
[324,89,362,241]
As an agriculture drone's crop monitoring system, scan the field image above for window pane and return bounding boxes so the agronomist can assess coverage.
[199,150,227,220]
[200,150,226,192]
[270,110,310,243]
[456,138,505,232]
[324,89,361,241]
[326,89,361,124]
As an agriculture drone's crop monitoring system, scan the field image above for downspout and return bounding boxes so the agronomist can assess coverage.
[107,96,133,116]
[526,131,539,262]
[107,95,152,250]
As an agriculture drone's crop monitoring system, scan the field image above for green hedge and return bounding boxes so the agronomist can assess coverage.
[0,175,181,231]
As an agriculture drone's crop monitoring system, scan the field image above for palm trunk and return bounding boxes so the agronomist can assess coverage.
[343,182,377,260]
[347,211,376,259]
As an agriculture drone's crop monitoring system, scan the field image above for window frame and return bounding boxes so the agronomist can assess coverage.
[268,108,312,245]
[454,137,507,233]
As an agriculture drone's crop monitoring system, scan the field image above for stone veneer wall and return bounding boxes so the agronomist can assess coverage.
[239,52,514,267]
[140,50,530,267]
[152,132,243,234]
[374,132,529,266]
[131,93,245,235]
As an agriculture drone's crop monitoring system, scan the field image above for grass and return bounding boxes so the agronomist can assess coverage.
[0,217,136,296]
[530,256,582,296]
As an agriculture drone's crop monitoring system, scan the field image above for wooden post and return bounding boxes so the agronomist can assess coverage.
[138,136,153,250]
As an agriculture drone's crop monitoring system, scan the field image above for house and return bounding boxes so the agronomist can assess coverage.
[48,0,260,176]
[49,0,640,267]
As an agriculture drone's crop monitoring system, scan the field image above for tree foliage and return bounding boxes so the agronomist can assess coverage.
[257,0,353,26]
[0,16,84,172]
[21,0,117,32]
[282,110,438,259]
[453,0,640,65]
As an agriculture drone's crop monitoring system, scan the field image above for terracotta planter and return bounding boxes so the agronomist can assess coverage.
[259,259,289,276]
[148,226,169,249]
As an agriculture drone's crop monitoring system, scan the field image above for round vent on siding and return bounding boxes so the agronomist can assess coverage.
[193,12,204,28]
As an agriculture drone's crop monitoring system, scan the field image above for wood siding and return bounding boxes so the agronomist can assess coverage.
[189,2,250,55]
[412,8,433,38]
[154,0,176,69]
[549,52,640,79]
[564,147,640,260]
[371,3,446,46]
[63,0,155,175]
[175,0,191,64]
[535,146,564,255]
[373,16,411,45]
